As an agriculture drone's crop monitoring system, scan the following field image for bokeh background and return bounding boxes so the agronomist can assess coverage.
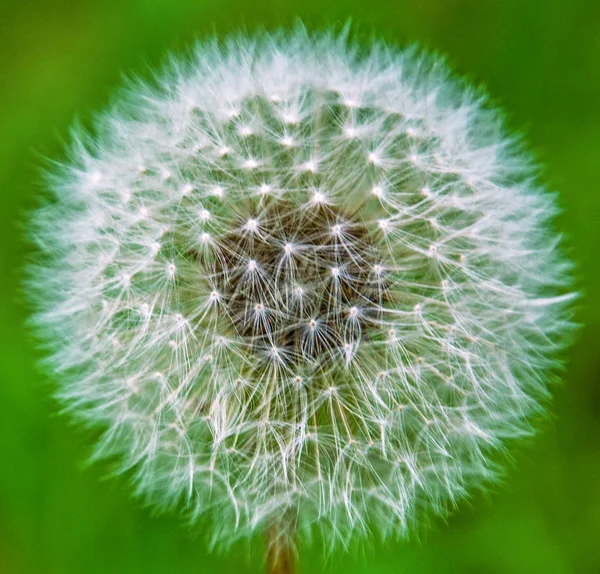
[1,1,599,572]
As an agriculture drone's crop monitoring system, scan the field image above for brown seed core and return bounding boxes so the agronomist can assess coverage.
[193,200,389,368]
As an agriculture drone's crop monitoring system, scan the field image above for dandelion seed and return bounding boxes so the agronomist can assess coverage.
[181,183,194,196]
[371,185,384,199]
[243,218,260,233]
[309,190,328,206]
[368,151,382,165]
[210,185,225,198]
[258,183,273,196]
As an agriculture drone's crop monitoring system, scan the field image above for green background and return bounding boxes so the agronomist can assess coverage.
[1,1,598,572]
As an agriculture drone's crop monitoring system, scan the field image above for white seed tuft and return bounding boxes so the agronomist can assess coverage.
[29,26,576,553]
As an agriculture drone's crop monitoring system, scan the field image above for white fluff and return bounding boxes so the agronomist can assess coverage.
[30,26,575,550]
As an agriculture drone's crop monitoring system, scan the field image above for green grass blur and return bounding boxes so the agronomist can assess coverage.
[1,1,598,572]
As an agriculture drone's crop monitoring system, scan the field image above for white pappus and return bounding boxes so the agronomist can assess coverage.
[29,25,576,555]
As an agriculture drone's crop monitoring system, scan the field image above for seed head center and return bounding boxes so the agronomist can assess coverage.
[196,201,388,367]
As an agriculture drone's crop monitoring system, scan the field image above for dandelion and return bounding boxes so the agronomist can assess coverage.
[30,26,575,573]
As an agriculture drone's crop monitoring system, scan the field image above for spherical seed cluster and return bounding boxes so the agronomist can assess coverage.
[31,29,575,547]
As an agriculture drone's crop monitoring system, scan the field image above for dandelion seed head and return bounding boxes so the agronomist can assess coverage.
[30,26,575,550]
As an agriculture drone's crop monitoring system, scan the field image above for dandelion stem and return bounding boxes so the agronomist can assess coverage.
[266,517,295,574]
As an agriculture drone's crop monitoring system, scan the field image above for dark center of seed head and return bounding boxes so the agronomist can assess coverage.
[199,200,389,367]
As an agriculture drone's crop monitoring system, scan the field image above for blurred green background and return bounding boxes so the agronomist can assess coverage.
[1,1,599,573]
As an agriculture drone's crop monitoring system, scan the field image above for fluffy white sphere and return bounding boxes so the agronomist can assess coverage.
[31,27,575,548]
